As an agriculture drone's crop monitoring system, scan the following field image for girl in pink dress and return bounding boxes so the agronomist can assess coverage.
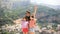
[21,17,28,34]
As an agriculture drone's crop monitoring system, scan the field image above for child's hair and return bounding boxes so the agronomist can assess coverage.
[23,17,28,21]
[23,17,26,19]
[23,17,26,20]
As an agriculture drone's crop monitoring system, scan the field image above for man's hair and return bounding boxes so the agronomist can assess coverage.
[26,10,30,14]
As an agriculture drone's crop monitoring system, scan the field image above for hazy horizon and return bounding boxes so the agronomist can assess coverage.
[2,0,60,5]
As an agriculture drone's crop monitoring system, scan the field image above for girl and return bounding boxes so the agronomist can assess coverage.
[21,17,28,34]
[29,16,36,34]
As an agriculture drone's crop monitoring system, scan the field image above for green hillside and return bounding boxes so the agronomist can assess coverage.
[0,4,60,26]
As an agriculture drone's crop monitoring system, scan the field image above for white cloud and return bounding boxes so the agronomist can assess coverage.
[10,0,20,1]
[30,0,60,5]
[10,0,28,2]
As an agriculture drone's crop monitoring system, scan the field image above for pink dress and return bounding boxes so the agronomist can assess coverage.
[21,21,28,28]
[21,20,28,32]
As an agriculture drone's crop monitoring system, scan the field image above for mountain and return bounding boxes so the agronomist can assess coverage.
[11,4,60,24]
[36,5,60,23]
[12,0,30,9]
[0,1,60,26]
[43,4,60,10]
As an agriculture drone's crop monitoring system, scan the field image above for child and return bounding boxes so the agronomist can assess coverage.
[21,17,28,34]
[29,16,36,34]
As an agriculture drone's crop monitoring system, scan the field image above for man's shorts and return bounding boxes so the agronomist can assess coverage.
[29,28,35,32]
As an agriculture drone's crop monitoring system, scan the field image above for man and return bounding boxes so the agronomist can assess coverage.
[25,11,31,21]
